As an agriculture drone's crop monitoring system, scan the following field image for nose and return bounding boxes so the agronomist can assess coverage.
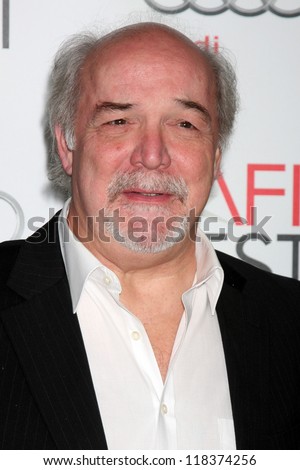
[130,125,171,170]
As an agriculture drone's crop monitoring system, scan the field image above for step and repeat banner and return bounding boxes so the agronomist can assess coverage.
[0,0,299,279]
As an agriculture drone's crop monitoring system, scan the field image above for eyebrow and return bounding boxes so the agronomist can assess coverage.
[175,99,212,123]
[92,99,211,123]
[95,102,134,112]
[90,102,134,125]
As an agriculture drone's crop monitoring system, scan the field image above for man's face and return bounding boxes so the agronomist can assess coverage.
[59,28,221,252]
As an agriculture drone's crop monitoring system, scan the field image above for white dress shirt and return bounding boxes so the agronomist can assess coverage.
[58,199,235,449]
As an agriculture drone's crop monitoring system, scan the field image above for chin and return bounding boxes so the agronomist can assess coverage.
[120,239,177,254]
[104,216,189,254]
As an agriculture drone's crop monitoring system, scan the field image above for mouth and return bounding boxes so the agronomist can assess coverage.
[122,189,172,203]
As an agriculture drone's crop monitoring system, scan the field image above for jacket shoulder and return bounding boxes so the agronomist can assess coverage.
[0,239,25,307]
[216,249,299,289]
[0,240,24,278]
[216,250,300,325]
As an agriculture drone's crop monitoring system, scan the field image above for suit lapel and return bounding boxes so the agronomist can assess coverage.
[2,215,107,449]
[216,253,269,450]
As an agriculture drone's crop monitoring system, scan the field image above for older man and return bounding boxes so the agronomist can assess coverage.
[0,22,300,450]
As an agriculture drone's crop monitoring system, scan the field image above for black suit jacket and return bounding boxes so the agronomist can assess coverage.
[1,214,300,449]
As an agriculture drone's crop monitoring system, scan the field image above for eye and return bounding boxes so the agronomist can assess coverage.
[106,119,127,126]
[178,121,196,130]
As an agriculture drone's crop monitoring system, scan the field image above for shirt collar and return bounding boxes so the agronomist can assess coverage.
[58,198,121,312]
[182,229,224,318]
[58,198,223,315]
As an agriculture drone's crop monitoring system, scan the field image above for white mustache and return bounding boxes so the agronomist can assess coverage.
[107,171,189,203]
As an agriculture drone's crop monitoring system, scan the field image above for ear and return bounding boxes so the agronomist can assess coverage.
[213,147,222,180]
[54,125,73,176]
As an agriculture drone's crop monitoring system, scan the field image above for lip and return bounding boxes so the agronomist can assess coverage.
[122,189,172,203]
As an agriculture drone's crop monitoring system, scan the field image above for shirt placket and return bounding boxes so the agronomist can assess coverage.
[125,309,185,449]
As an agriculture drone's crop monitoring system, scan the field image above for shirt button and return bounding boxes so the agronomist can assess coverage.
[103,276,111,285]
[131,331,141,341]
[161,403,168,415]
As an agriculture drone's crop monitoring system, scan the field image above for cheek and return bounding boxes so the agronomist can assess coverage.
[84,135,132,170]
[184,158,216,205]
[73,139,123,182]
[185,155,215,186]
[71,141,135,213]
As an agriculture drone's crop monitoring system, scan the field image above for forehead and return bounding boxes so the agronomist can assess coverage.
[80,27,215,97]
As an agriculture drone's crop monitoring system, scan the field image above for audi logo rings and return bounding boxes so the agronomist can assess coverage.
[0,191,24,240]
[144,0,300,17]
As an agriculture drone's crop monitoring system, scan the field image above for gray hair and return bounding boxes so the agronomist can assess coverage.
[46,23,239,197]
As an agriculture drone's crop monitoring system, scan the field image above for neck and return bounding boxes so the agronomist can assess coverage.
[67,202,197,286]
